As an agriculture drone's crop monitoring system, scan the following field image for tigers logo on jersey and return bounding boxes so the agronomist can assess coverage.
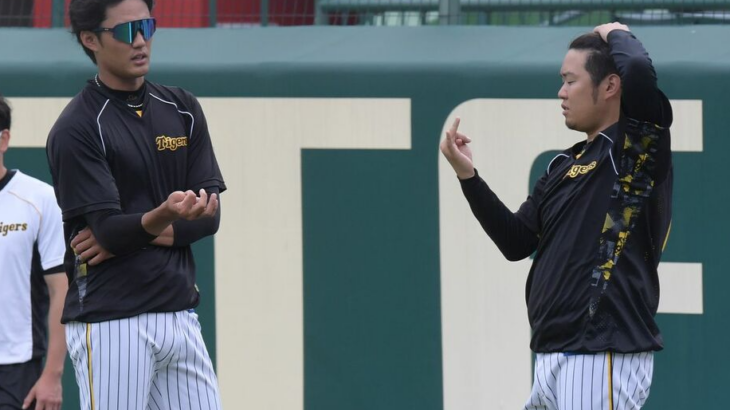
[156,135,188,151]
[0,222,28,236]
[566,161,597,178]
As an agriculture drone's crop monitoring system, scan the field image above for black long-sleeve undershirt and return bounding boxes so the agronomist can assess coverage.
[83,211,155,255]
[171,199,221,246]
[82,187,221,255]
[608,30,672,127]
[460,169,538,261]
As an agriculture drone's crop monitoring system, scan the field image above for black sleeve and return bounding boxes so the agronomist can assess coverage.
[609,30,673,185]
[608,30,673,127]
[83,190,220,252]
[172,187,221,247]
[184,92,226,193]
[43,265,65,275]
[83,210,156,256]
[460,169,539,261]
[46,121,121,221]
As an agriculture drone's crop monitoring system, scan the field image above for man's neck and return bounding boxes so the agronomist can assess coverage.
[586,120,618,142]
[587,104,621,141]
[0,167,16,192]
[97,72,144,92]
[586,117,620,142]
[586,129,605,142]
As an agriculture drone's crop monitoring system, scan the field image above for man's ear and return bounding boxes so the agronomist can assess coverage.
[0,130,10,154]
[603,73,622,100]
[80,31,101,53]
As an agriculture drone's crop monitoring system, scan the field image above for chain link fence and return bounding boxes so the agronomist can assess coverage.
[1,0,728,27]
[321,0,730,26]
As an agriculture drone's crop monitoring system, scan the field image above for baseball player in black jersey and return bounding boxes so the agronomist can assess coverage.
[46,1,225,409]
[441,23,672,410]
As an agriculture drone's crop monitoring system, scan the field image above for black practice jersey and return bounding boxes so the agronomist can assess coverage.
[46,80,226,323]
[461,30,673,353]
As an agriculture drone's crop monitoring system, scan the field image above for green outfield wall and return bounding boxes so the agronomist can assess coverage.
[1,26,727,409]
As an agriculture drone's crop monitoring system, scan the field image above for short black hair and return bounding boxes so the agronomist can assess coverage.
[569,33,619,88]
[0,94,10,131]
[69,0,155,64]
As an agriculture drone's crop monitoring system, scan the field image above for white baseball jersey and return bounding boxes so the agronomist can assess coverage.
[0,170,65,365]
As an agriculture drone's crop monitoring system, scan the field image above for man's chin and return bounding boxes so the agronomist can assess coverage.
[565,120,588,134]
[125,65,150,79]
[132,67,150,78]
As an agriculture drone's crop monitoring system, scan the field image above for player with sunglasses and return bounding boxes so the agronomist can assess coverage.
[93,17,156,45]
[46,1,225,409]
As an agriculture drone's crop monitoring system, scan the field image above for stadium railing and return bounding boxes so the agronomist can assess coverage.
[1,0,728,27]
[315,0,730,25]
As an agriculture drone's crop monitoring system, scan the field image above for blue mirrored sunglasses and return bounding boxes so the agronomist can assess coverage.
[94,18,156,44]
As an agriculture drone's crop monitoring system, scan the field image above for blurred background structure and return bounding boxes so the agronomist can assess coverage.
[1,1,727,410]
[2,0,729,27]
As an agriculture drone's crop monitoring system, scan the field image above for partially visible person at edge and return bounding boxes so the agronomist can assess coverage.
[0,94,67,410]
[46,0,226,409]
[441,23,672,410]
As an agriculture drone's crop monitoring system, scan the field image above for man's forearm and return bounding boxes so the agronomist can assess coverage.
[608,30,667,125]
[84,211,158,256]
[172,206,221,246]
[150,225,175,247]
[85,189,218,252]
[141,203,178,236]
[44,275,67,378]
[460,170,539,261]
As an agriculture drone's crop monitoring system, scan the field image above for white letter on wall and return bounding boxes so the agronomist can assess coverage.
[203,98,411,410]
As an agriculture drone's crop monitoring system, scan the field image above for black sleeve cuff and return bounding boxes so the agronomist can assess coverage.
[84,210,156,255]
[172,187,221,247]
[459,168,482,188]
[43,265,65,276]
[607,29,635,43]
[172,212,220,247]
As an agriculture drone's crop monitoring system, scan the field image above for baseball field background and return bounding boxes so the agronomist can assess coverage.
[1,25,727,409]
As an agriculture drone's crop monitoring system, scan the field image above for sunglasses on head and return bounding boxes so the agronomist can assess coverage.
[94,18,156,44]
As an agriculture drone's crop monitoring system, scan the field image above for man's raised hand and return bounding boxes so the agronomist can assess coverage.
[594,22,630,42]
[440,117,475,180]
